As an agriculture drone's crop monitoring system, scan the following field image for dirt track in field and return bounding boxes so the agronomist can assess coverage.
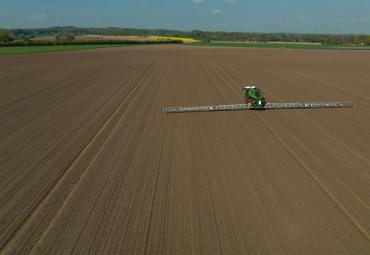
[0,45,369,254]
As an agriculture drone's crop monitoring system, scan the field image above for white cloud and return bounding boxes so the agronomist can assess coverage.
[193,0,204,4]
[28,14,47,20]
[296,14,308,21]
[211,9,223,15]
[350,16,369,23]
[224,0,239,3]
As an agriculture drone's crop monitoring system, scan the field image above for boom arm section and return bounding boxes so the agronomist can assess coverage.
[162,101,352,113]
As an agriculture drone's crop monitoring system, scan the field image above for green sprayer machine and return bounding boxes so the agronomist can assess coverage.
[162,85,352,113]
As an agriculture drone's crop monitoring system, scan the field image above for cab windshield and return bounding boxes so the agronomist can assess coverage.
[255,89,261,97]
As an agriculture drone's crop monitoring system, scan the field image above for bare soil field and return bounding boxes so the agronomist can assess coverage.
[0,45,369,254]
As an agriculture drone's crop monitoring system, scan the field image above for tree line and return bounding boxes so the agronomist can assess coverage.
[1,26,370,45]
[189,30,370,45]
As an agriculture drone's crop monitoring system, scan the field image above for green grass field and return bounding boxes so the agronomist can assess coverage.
[191,42,370,50]
[0,44,135,55]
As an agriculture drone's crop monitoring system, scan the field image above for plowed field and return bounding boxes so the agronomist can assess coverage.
[0,45,369,254]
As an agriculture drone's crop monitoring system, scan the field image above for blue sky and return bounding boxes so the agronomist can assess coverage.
[1,0,370,34]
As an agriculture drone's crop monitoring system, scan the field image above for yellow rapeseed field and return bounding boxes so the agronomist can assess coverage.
[150,36,200,43]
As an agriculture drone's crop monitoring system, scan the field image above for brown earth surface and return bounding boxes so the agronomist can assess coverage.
[0,45,369,255]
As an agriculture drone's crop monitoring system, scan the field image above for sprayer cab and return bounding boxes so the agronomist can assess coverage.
[242,85,266,109]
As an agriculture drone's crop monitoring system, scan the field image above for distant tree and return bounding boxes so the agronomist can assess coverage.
[20,35,34,42]
[354,35,370,45]
[55,32,75,42]
[0,32,14,42]
[191,30,206,39]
